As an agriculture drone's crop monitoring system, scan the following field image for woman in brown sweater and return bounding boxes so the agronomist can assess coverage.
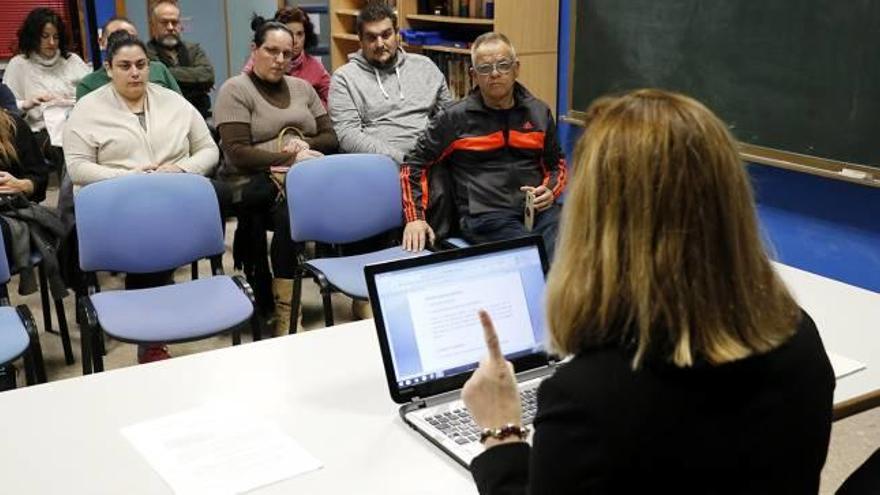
[214,19,337,335]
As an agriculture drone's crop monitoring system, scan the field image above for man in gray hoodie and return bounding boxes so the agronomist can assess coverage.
[329,2,452,164]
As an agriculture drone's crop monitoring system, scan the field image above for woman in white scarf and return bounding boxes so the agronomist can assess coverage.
[2,8,90,133]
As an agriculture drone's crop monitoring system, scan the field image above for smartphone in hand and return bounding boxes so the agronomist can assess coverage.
[524,190,536,232]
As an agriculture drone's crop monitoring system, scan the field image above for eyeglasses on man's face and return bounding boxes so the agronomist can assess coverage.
[473,59,516,76]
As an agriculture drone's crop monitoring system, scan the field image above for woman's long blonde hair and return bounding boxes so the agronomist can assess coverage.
[546,89,799,368]
[0,111,19,167]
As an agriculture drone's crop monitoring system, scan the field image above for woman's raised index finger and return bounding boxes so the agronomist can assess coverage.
[479,310,504,361]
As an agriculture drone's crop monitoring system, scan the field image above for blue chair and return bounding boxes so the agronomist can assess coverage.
[75,174,262,374]
[285,154,427,332]
[0,227,47,388]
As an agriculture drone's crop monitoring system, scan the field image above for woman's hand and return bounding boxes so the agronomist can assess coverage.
[22,93,58,111]
[153,164,184,173]
[462,310,524,448]
[282,138,310,155]
[0,172,34,196]
[294,148,323,162]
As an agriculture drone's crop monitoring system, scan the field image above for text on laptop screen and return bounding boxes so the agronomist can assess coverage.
[373,245,546,389]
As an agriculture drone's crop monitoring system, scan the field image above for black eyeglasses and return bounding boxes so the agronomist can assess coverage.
[473,59,515,76]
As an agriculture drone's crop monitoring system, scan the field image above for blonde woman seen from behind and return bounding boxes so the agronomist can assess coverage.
[462,89,834,494]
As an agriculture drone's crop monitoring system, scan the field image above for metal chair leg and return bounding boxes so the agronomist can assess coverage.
[249,312,264,342]
[289,271,303,334]
[54,298,74,365]
[22,351,36,386]
[321,287,334,327]
[31,342,47,384]
[37,264,54,334]
[78,297,93,375]
[230,275,262,342]
[79,324,92,375]
[91,328,104,373]
[19,305,47,384]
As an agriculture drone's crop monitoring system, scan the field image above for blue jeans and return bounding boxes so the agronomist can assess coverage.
[460,205,561,262]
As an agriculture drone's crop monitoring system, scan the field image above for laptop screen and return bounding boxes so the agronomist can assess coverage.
[369,239,548,395]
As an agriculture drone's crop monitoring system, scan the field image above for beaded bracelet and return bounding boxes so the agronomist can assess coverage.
[479,423,530,444]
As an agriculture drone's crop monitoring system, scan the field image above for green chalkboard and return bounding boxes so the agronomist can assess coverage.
[570,1,880,170]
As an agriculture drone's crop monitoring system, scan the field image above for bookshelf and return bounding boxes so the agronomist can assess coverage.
[406,14,495,25]
[329,0,559,111]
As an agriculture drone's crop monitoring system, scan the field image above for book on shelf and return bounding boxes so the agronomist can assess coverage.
[424,51,475,100]
[417,0,493,18]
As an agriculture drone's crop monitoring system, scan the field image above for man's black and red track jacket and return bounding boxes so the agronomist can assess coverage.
[401,83,567,224]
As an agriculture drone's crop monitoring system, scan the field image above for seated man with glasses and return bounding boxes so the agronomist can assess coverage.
[401,32,567,259]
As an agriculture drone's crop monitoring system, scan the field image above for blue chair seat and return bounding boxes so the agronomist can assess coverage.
[305,247,427,299]
[0,306,29,364]
[90,276,253,343]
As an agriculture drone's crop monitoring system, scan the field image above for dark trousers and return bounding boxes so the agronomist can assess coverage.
[460,205,561,262]
[226,175,302,318]
[229,175,299,279]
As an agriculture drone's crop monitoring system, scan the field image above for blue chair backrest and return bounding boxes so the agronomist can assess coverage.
[0,226,10,284]
[286,154,403,244]
[75,174,224,273]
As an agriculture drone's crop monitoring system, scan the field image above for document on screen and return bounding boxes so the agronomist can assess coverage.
[407,271,535,372]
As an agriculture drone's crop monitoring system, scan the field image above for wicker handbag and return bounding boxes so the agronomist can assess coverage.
[270,126,324,200]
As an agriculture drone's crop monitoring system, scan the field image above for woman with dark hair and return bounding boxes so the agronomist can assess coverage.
[2,8,89,146]
[241,7,330,107]
[215,20,337,335]
[461,89,834,494]
[65,31,217,185]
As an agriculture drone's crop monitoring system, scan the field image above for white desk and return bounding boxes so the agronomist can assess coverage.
[0,321,476,494]
[775,263,880,417]
[0,265,877,494]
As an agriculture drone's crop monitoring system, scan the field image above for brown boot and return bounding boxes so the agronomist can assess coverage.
[351,299,373,320]
[272,278,301,336]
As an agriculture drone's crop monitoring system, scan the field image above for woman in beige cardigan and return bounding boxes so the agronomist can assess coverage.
[62,32,219,364]
[64,34,217,187]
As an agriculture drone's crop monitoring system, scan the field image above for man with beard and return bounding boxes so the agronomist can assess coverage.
[146,0,214,118]
[328,2,451,164]
[328,2,451,320]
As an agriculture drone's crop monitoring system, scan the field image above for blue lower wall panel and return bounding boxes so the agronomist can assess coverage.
[750,164,880,293]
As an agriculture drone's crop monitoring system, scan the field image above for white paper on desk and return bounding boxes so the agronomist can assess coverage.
[828,352,866,380]
[41,101,73,147]
[121,404,322,495]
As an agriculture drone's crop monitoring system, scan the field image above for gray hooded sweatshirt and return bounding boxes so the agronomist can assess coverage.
[329,48,452,164]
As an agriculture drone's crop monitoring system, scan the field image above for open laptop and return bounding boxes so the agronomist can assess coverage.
[364,236,557,467]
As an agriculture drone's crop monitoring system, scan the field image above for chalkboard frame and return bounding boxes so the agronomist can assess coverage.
[562,2,880,189]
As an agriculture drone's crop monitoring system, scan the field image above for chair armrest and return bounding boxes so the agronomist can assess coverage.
[230,274,257,305]
[438,237,471,250]
[16,304,47,383]
[77,296,99,329]
[15,305,38,339]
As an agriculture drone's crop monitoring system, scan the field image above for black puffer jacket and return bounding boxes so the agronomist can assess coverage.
[401,83,566,236]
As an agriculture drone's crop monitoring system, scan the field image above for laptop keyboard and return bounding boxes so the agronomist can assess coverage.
[425,387,538,445]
